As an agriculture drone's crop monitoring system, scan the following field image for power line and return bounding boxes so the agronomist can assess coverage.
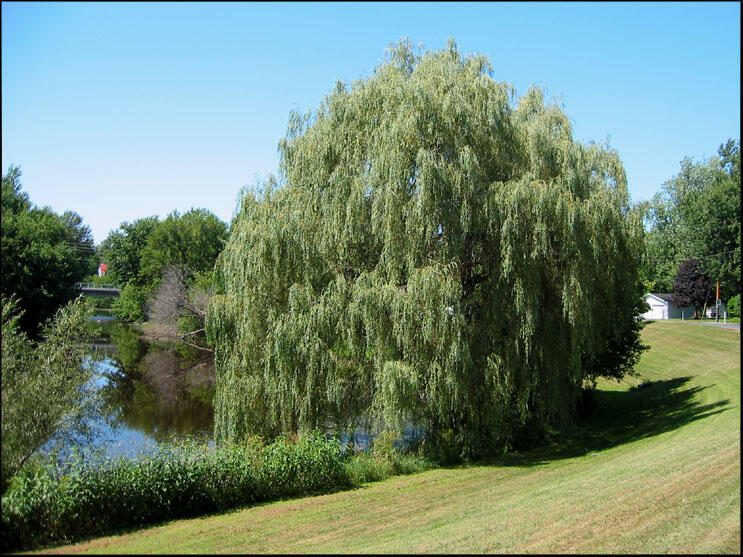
[641,249,738,265]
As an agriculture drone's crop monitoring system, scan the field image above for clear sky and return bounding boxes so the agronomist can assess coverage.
[2,1,740,244]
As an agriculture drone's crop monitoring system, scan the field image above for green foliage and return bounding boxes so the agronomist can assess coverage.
[423,427,464,465]
[139,208,228,285]
[192,269,217,292]
[726,294,740,317]
[671,258,713,315]
[0,432,350,551]
[99,216,160,286]
[343,448,435,486]
[342,451,392,484]
[372,429,400,461]
[111,284,151,322]
[81,294,116,313]
[1,166,97,336]
[1,165,30,213]
[82,271,118,286]
[208,39,646,460]
[59,210,98,277]
[100,209,227,322]
[1,296,94,492]
[178,314,203,335]
[643,139,740,300]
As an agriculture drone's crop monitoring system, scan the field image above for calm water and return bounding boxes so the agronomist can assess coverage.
[46,318,215,459]
[45,318,420,460]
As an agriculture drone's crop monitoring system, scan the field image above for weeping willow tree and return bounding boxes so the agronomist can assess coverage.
[207,39,645,459]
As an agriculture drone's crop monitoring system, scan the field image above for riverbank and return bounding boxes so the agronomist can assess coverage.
[34,320,740,554]
[130,321,182,343]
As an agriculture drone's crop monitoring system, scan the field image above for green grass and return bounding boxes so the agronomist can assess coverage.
[31,321,740,554]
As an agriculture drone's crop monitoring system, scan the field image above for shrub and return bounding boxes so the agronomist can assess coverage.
[0,430,439,552]
[726,294,740,317]
[112,284,150,322]
[343,451,394,484]
[343,443,435,486]
[0,432,347,552]
[371,429,400,461]
[1,296,94,492]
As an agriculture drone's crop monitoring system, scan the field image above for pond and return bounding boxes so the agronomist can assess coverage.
[45,318,216,459]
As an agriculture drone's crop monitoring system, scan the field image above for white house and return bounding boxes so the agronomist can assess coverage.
[642,293,695,320]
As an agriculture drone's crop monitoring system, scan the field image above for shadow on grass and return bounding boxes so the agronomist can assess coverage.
[16,378,731,552]
[492,376,731,467]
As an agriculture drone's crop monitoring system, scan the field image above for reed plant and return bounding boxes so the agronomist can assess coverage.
[0,430,434,552]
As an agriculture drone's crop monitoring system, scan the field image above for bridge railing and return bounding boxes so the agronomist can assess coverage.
[75,283,121,290]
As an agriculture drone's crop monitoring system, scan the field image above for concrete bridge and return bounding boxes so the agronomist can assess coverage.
[75,282,121,298]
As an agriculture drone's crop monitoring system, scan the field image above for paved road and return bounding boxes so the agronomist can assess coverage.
[698,321,740,331]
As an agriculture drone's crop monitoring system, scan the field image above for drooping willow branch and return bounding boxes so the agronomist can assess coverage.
[206,38,646,458]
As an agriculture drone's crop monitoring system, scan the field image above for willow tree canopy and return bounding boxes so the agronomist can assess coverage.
[207,39,645,459]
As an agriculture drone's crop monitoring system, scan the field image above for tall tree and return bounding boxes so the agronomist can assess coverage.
[207,39,646,459]
[138,208,228,285]
[99,216,160,286]
[671,258,713,318]
[100,209,227,322]
[643,140,740,300]
[1,166,96,335]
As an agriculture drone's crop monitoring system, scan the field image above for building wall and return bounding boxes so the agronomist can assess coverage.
[643,295,668,320]
[668,304,695,319]
[643,294,696,319]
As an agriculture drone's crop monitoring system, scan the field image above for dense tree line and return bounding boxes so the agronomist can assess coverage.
[207,40,646,460]
[99,208,228,328]
[1,167,100,491]
[1,166,97,336]
[641,139,740,306]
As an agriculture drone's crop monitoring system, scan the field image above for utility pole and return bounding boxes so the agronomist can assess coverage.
[715,280,720,323]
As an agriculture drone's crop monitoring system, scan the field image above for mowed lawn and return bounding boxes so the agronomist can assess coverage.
[33,321,740,554]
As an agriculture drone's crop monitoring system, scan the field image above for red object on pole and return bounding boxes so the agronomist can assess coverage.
[716,280,719,301]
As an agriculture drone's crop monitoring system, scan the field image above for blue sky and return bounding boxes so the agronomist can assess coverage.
[2,1,740,244]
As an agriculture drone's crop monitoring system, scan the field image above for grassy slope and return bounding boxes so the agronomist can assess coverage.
[35,321,740,554]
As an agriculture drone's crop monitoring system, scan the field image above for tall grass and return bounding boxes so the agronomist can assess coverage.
[0,431,434,552]
[1,433,341,550]
[29,321,740,554]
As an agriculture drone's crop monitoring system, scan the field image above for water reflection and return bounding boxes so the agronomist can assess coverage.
[82,319,215,457]
[54,319,419,460]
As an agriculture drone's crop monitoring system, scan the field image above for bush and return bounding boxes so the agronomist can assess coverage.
[112,284,150,322]
[343,451,394,484]
[371,429,400,461]
[726,294,740,317]
[0,430,438,552]
[343,444,435,486]
[0,432,347,552]
[1,297,94,492]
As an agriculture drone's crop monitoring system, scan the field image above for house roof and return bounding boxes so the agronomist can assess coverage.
[649,293,674,302]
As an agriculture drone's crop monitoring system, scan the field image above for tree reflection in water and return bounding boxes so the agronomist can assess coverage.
[89,320,214,446]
